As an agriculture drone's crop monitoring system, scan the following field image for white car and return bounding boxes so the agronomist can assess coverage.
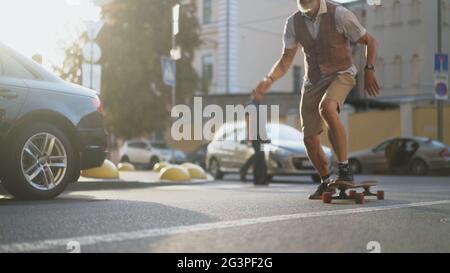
[119,140,186,169]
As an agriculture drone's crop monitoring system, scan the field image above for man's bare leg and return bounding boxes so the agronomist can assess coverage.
[304,134,335,199]
[320,99,354,182]
[303,135,330,177]
[319,99,347,162]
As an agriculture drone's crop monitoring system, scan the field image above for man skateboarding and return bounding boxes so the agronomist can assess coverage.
[252,0,380,199]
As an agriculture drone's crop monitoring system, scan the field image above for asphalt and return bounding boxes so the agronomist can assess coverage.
[0,174,449,253]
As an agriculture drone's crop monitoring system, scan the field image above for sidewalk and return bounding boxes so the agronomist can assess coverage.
[79,170,214,184]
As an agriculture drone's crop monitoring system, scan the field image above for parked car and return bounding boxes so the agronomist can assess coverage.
[119,140,186,169]
[206,122,333,183]
[186,143,208,169]
[0,43,107,200]
[349,137,450,176]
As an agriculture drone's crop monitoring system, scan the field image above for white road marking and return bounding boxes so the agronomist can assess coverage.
[1,200,450,253]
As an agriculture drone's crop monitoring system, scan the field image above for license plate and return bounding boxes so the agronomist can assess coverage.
[301,160,313,167]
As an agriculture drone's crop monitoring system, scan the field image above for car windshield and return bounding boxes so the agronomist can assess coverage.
[267,124,303,143]
[151,142,168,149]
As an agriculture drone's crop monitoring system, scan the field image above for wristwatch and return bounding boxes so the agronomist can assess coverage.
[365,64,375,71]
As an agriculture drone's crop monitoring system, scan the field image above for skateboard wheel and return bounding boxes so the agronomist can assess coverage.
[355,193,365,204]
[377,191,385,200]
[349,190,357,198]
[322,192,332,204]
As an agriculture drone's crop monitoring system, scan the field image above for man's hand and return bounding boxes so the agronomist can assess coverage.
[364,70,380,97]
[252,76,274,102]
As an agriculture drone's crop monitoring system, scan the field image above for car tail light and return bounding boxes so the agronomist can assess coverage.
[92,97,104,116]
[439,148,450,157]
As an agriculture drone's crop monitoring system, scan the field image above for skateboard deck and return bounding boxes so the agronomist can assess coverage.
[323,180,384,204]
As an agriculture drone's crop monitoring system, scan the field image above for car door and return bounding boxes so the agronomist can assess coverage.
[364,140,392,172]
[0,48,31,141]
[231,127,252,169]
[135,141,151,164]
[219,125,238,170]
[126,141,140,163]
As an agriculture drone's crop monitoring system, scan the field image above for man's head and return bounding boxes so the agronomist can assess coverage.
[297,0,320,13]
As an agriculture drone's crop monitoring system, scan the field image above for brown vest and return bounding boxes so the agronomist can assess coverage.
[294,1,353,84]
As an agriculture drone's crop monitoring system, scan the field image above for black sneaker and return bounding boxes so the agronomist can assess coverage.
[337,163,354,182]
[309,182,335,200]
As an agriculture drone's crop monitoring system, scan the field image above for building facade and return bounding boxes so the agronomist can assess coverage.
[347,0,450,103]
[193,0,304,94]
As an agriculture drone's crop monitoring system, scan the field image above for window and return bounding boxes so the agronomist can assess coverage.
[129,141,148,149]
[373,140,392,153]
[201,54,213,93]
[203,0,212,25]
[409,0,420,23]
[410,54,421,87]
[393,56,403,88]
[374,6,385,27]
[444,1,449,25]
[0,50,36,80]
[293,65,303,93]
[392,0,402,25]
[376,58,385,89]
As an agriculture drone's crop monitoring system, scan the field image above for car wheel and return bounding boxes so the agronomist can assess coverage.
[209,158,224,180]
[311,174,321,183]
[120,156,130,163]
[410,159,428,176]
[149,157,160,170]
[1,123,76,200]
[349,159,362,175]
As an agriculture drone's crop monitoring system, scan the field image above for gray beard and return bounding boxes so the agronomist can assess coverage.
[298,2,318,13]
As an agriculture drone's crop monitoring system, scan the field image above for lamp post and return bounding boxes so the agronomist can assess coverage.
[437,0,444,142]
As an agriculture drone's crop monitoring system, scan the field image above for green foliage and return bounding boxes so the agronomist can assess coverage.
[54,34,87,85]
[97,0,201,139]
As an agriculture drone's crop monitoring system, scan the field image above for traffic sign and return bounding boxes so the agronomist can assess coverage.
[435,72,448,100]
[83,42,102,63]
[161,57,176,87]
[435,53,449,72]
[170,46,182,61]
[85,21,104,40]
[172,4,180,36]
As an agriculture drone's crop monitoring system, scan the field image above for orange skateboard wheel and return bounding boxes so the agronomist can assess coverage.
[322,192,332,204]
[355,193,365,204]
[377,191,385,200]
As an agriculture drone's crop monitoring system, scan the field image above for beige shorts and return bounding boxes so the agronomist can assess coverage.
[300,73,356,138]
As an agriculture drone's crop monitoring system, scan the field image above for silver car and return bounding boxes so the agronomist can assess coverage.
[206,122,333,183]
[349,137,450,176]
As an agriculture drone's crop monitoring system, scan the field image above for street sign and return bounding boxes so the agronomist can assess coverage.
[83,42,102,63]
[172,4,180,36]
[161,57,176,87]
[170,46,182,61]
[85,21,104,40]
[82,63,102,93]
[435,53,449,72]
[435,72,448,100]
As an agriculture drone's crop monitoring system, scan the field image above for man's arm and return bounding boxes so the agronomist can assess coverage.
[253,45,299,102]
[357,32,380,97]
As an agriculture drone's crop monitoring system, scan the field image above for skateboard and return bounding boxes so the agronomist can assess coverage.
[322,180,384,204]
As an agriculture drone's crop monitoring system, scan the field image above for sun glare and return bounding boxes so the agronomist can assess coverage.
[0,0,100,69]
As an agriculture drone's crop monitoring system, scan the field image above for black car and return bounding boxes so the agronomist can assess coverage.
[186,143,208,169]
[0,43,107,200]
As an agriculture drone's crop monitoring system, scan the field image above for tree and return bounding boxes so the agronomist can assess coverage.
[97,0,201,139]
[54,34,87,85]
